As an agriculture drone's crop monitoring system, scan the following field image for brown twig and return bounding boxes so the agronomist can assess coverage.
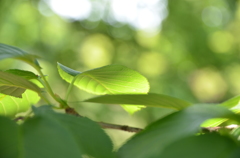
[15,107,239,133]
[97,122,142,133]
[65,107,143,132]
[202,124,239,132]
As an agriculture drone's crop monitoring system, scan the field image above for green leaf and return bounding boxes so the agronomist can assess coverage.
[201,96,240,127]
[5,69,39,80]
[24,106,115,158]
[160,133,238,158]
[221,95,240,109]
[57,63,149,94]
[84,93,191,110]
[0,106,115,158]
[58,63,150,114]
[0,43,40,67]
[0,70,41,97]
[0,116,19,158]
[118,104,240,158]
[0,90,40,117]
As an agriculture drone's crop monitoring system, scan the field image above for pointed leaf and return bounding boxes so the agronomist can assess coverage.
[160,133,238,158]
[57,63,149,94]
[84,93,191,110]
[58,63,150,114]
[118,104,240,158]
[201,96,240,127]
[0,43,40,67]
[5,69,39,80]
[0,71,41,97]
[0,90,40,117]
[30,106,115,158]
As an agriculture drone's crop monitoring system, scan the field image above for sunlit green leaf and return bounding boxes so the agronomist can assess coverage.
[84,93,191,110]
[201,96,240,127]
[0,71,41,97]
[160,133,238,158]
[5,69,38,80]
[0,43,40,67]
[58,63,149,94]
[221,95,240,109]
[58,63,150,114]
[118,104,240,158]
[0,90,40,117]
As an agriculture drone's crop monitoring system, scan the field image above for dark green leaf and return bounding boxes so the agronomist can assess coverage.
[0,43,40,67]
[0,71,41,97]
[84,93,191,110]
[0,106,115,158]
[118,104,240,158]
[22,115,82,158]
[5,69,38,80]
[160,133,238,158]
[31,106,115,158]
[0,116,20,158]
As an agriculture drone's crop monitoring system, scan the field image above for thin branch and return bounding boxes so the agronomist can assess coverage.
[15,107,239,133]
[97,122,142,133]
[65,107,143,132]
[202,124,239,132]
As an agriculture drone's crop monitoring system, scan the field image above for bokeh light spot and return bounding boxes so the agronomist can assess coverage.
[137,52,167,77]
[79,34,114,68]
[202,6,222,27]
[189,68,227,102]
[208,31,234,53]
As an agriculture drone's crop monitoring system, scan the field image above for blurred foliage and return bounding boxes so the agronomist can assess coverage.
[1,0,240,148]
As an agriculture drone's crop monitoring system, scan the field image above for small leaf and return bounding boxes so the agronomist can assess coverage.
[0,90,40,117]
[160,133,238,158]
[5,69,38,80]
[0,71,41,97]
[84,93,191,110]
[118,104,240,158]
[201,96,240,127]
[0,43,40,67]
[0,85,25,98]
[58,63,150,114]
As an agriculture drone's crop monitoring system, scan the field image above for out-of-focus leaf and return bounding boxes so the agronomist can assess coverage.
[0,90,40,117]
[159,133,238,158]
[0,71,41,98]
[5,69,38,80]
[0,86,25,98]
[201,118,228,127]
[118,104,240,158]
[58,63,150,114]
[201,96,240,127]
[221,95,240,109]
[23,106,115,158]
[0,116,19,158]
[0,43,40,67]
[84,93,191,110]
[0,106,115,158]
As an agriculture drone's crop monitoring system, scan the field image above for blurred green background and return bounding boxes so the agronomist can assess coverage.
[0,0,240,148]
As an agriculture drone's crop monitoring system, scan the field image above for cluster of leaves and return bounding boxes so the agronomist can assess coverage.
[1,43,240,157]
